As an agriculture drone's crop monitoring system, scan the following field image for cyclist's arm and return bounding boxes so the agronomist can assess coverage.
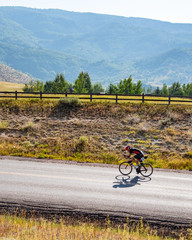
[123,153,131,158]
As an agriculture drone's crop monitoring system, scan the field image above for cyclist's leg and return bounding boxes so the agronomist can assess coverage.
[133,155,140,165]
[134,154,143,173]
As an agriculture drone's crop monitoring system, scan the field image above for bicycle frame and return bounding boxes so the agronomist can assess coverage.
[119,157,153,177]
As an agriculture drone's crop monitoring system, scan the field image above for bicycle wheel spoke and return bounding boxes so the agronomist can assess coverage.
[119,162,132,175]
[140,163,153,177]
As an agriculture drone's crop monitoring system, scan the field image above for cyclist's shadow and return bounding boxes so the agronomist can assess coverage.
[113,175,151,188]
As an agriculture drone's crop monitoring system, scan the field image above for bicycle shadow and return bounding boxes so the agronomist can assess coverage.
[113,175,151,188]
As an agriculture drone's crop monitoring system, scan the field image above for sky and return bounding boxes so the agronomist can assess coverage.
[0,0,192,24]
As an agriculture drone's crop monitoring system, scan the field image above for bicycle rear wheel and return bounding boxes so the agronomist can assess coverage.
[140,163,153,177]
[119,161,132,175]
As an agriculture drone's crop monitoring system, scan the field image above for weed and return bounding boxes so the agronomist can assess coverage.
[22,141,34,148]
[159,118,171,127]
[166,127,178,136]
[0,120,9,129]
[21,121,39,132]
[122,131,129,135]
[122,138,129,144]
[138,140,151,144]
[129,130,136,136]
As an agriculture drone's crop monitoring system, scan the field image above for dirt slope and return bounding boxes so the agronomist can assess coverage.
[0,100,191,169]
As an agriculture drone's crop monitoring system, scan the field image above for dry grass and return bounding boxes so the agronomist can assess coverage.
[0,213,190,240]
[0,81,24,91]
[0,99,191,170]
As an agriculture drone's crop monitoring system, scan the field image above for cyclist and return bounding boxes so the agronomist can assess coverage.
[123,145,144,173]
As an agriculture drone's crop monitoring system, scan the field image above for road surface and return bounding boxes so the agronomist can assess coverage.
[0,157,192,228]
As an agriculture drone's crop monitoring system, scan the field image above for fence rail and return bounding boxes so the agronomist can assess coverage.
[0,91,192,105]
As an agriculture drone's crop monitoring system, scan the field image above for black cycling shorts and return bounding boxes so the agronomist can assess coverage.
[134,154,143,160]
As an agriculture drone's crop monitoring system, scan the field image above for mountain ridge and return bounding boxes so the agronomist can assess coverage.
[0,6,192,86]
[0,63,34,84]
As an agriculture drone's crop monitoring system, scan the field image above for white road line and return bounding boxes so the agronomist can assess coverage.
[152,174,192,181]
[0,171,110,183]
[0,171,191,191]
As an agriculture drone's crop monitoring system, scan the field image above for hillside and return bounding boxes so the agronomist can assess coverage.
[0,81,24,91]
[0,100,191,170]
[0,7,192,86]
[133,48,192,86]
[0,63,34,84]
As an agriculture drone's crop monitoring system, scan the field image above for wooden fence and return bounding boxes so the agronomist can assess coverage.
[0,91,192,105]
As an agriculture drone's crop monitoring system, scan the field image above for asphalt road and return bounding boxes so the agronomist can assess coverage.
[0,157,192,227]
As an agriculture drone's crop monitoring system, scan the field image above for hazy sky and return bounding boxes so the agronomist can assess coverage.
[0,0,192,23]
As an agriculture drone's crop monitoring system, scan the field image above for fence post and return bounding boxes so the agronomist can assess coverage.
[90,93,92,102]
[40,91,42,100]
[116,94,118,103]
[15,90,17,100]
[142,93,144,103]
[168,95,171,105]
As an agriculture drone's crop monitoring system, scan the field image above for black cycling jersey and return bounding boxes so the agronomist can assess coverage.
[129,148,144,159]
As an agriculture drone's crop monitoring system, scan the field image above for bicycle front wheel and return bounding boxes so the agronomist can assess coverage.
[140,163,153,177]
[119,162,132,175]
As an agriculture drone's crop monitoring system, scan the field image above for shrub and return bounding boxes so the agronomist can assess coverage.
[58,97,81,107]
[75,136,88,152]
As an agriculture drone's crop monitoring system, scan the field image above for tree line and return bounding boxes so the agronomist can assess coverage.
[23,72,143,95]
[23,72,104,94]
[147,82,192,97]
[23,72,192,97]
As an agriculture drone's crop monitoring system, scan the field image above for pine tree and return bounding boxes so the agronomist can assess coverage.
[161,84,168,96]
[134,80,143,94]
[51,73,68,93]
[74,72,87,93]
[154,87,161,95]
[84,72,92,93]
[118,76,133,94]
[169,82,183,96]
[107,84,118,94]
[92,83,104,93]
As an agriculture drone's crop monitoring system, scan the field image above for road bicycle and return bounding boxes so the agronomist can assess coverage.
[119,156,153,177]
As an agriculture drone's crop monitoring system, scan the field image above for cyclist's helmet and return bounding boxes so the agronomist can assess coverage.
[125,145,131,151]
